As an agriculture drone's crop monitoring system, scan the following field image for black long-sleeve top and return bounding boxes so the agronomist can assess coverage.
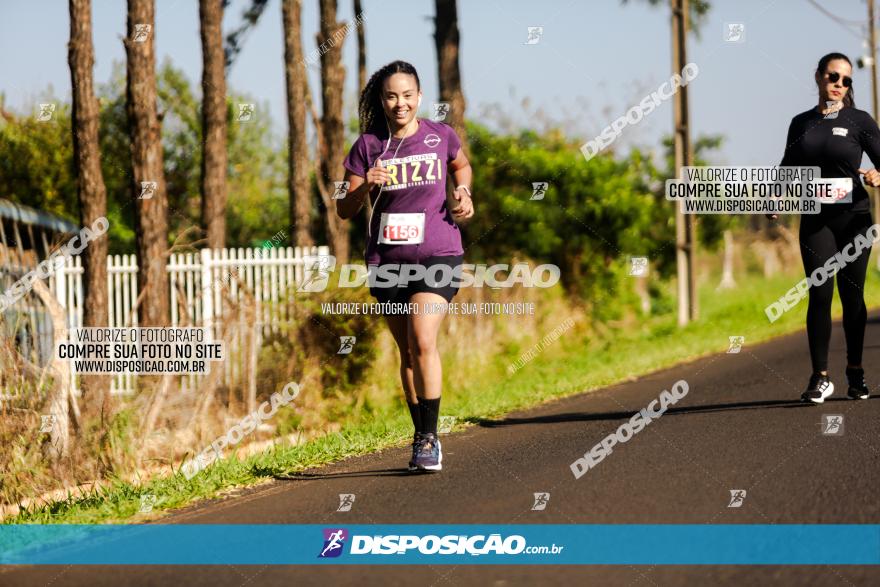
[780,105,880,213]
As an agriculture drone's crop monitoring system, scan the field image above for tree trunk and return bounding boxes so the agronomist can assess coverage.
[68,0,111,418]
[752,240,780,278]
[125,0,170,327]
[717,229,736,289]
[317,0,350,263]
[199,0,228,249]
[282,0,313,247]
[434,0,468,149]
[354,0,366,93]
[32,280,71,461]
[353,0,370,222]
[634,273,651,315]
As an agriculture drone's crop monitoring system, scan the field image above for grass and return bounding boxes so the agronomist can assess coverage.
[9,263,880,524]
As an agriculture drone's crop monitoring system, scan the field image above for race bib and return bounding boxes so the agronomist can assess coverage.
[811,178,853,204]
[378,212,425,245]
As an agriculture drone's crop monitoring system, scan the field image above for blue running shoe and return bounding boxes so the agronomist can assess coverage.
[412,432,442,472]
[408,433,421,472]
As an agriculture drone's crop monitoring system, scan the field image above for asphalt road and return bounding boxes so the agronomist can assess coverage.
[4,315,880,586]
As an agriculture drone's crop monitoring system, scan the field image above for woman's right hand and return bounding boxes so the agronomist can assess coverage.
[366,158,390,189]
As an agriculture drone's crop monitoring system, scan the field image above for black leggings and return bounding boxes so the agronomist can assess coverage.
[799,209,873,373]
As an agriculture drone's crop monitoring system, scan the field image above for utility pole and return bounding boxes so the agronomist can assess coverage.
[869,0,878,118]
[671,0,696,325]
[867,0,880,268]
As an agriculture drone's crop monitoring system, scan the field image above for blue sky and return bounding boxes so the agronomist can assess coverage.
[1,0,877,167]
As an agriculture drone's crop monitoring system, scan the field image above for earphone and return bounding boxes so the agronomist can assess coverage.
[365,97,420,245]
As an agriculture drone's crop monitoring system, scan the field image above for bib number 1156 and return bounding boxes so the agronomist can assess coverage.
[383,225,420,241]
[377,212,425,245]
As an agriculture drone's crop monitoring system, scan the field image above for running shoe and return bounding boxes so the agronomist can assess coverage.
[408,433,421,472]
[801,373,834,404]
[845,367,870,400]
[411,432,442,472]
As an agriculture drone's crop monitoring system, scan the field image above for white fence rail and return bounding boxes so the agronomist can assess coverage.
[50,245,329,395]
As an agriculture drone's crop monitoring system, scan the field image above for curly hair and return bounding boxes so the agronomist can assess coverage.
[816,52,855,108]
[358,60,421,135]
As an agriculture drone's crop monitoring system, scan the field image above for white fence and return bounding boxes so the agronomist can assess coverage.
[51,245,329,395]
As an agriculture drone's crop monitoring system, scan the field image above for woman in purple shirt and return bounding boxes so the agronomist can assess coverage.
[337,60,474,472]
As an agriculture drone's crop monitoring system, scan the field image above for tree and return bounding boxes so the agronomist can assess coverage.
[1,63,287,253]
[0,105,77,220]
[462,122,668,315]
[124,0,170,327]
[353,0,369,221]
[624,0,711,324]
[68,0,111,418]
[317,0,350,262]
[282,0,312,246]
[623,0,710,33]
[224,0,270,68]
[434,0,467,148]
[354,0,366,92]
[199,0,228,249]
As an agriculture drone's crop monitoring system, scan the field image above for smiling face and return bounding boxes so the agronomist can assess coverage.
[817,58,852,103]
[381,73,420,128]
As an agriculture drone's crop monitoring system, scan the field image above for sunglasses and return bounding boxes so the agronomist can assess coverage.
[825,71,853,88]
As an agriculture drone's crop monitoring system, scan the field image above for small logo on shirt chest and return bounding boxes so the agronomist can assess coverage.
[832,127,848,137]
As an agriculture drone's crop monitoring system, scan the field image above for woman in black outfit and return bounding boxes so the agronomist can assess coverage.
[777,52,880,403]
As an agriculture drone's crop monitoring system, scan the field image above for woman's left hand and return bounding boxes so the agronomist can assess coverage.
[858,167,880,187]
[450,187,474,221]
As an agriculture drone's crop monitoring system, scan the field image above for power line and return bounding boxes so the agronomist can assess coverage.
[803,0,865,40]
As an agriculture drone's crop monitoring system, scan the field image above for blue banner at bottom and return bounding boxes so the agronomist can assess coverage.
[1,525,878,565]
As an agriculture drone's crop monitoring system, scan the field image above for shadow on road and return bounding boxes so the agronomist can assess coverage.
[268,396,877,480]
[473,397,876,428]
[273,468,427,481]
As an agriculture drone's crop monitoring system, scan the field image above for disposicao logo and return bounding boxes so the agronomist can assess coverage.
[318,528,348,558]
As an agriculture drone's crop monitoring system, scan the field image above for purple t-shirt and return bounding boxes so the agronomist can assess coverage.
[343,119,464,265]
